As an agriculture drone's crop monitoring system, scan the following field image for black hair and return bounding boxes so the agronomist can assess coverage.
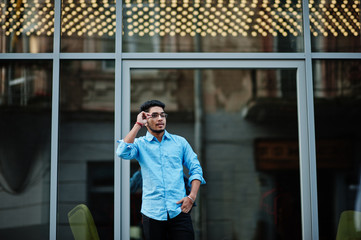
[140,100,166,112]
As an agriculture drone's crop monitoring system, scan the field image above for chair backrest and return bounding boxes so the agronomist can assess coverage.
[68,204,100,240]
[336,210,361,240]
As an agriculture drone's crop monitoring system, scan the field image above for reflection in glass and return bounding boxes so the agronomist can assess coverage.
[130,68,301,239]
[60,0,116,52]
[0,61,52,239]
[57,60,115,239]
[310,0,361,52]
[313,60,361,239]
[0,1,54,53]
[123,0,304,52]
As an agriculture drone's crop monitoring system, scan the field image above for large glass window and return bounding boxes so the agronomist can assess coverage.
[313,60,361,239]
[0,60,52,239]
[130,67,302,239]
[123,0,304,52]
[0,0,54,53]
[57,60,115,239]
[60,0,116,52]
[309,0,361,52]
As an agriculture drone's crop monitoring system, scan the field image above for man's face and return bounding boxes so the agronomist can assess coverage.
[146,106,167,133]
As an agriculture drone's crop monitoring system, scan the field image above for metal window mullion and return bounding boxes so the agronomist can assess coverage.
[59,53,116,59]
[114,61,122,240]
[305,57,319,240]
[311,52,361,59]
[121,63,131,240]
[121,52,306,60]
[297,62,313,240]
[0,53,54,59]
[114,58,122,240]
[121,59,302,69]
[302,0,319,239]
[49,0,61,239]
[114,0,124,238]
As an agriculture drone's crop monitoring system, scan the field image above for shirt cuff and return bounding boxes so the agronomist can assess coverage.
[117,139,134,147]
[116,140,136,158]
[188,174,206,187]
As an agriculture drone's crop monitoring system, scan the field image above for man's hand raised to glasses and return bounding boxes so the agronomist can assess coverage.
[137,111,151,127]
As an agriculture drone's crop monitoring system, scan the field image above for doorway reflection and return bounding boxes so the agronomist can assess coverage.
[57,60,115,240]
[130,68,301,240]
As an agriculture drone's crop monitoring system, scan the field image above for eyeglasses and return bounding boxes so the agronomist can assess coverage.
[150,112,168,118]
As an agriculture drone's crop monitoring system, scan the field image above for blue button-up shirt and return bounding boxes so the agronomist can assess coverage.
[116,130,206,220]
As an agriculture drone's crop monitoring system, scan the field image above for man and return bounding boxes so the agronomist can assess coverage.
[116,100,206,240]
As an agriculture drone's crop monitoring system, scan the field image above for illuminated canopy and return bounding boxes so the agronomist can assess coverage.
[0,0,360,38]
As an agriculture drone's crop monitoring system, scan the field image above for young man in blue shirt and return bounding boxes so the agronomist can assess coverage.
[117,100,206,240]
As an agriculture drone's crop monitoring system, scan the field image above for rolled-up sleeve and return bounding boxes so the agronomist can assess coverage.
[116,140,139,160]
[182,140,206,187]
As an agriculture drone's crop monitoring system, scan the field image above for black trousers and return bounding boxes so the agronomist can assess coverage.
[142,212,195,240]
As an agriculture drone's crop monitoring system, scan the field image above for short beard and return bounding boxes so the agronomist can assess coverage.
[148,125,165,134]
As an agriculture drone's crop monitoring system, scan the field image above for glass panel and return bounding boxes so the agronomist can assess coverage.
[0,0,54,53]
[0,60,52,239]
[310,0,361,52]
[129,68,301,239]
[313,60,361,239]
[60,0,116,52]
[123,0,304,52]
[57,60,115,239]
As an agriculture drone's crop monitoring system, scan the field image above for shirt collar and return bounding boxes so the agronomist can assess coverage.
[145,129,170,142]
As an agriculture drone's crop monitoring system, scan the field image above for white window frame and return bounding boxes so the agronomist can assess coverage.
[117,59,317,240]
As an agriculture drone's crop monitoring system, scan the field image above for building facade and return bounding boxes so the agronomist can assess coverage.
[0,0,361,239]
